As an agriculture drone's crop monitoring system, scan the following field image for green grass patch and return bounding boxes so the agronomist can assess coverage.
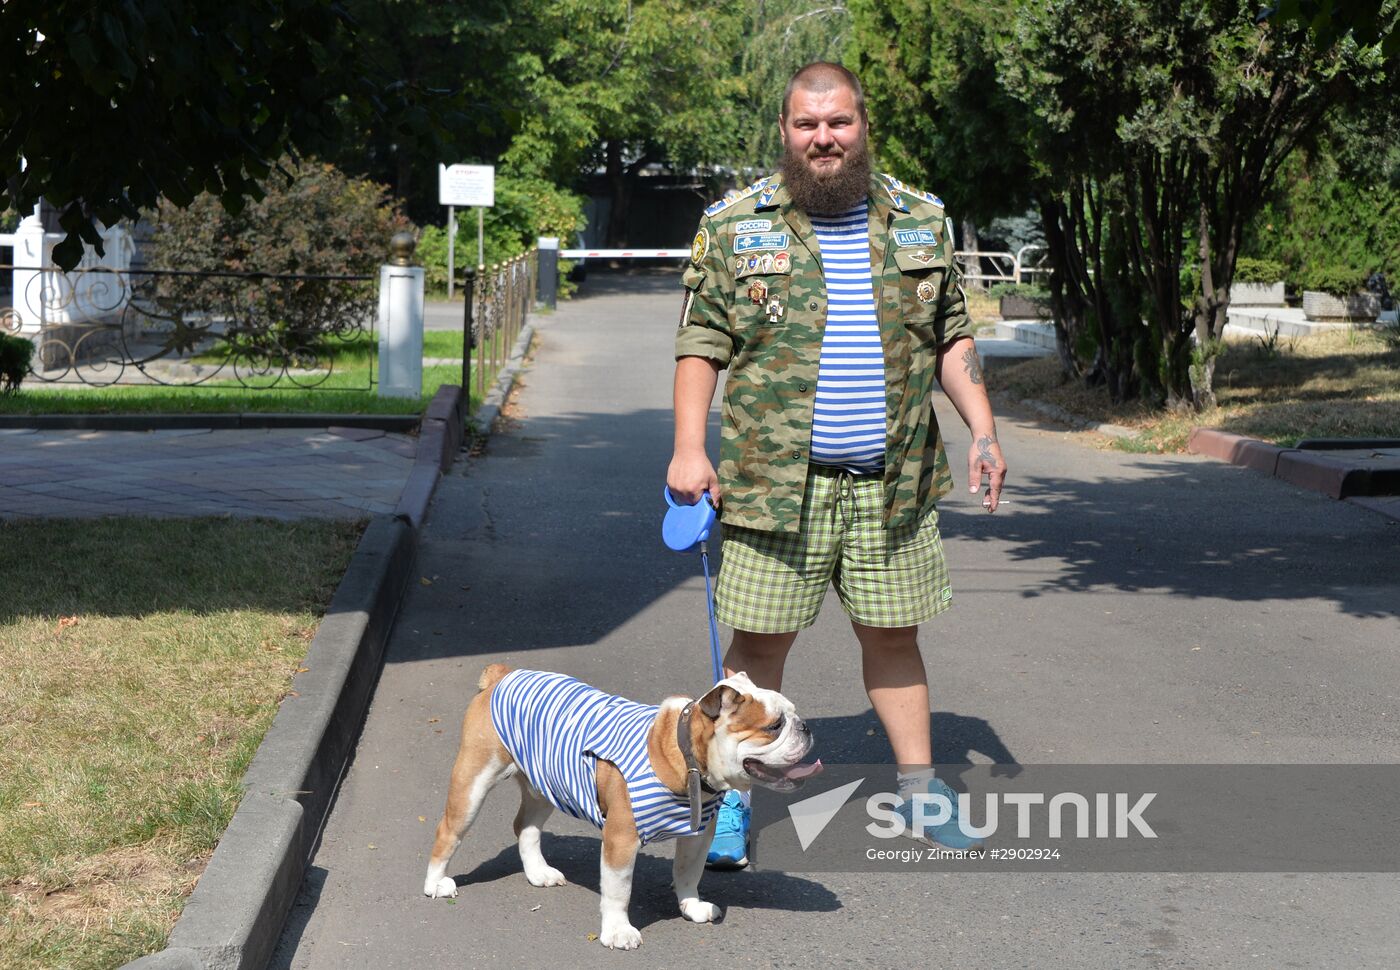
[0,364,479,415]
[189,330,467,367]
[987,326,1400,451]
[0,518,363,969]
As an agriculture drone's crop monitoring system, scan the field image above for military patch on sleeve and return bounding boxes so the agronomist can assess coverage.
[881,173,944,211]
[691,229,709,266]
[703,176,773,218]
[678,288,695,329]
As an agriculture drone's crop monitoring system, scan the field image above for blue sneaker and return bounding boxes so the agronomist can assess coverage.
[706,791,750,869]
[897,776,984,850]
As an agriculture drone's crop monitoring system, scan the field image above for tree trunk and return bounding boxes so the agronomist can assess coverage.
[1188,200,1222,410]
[960,216,980,288]
[1038,198,1084,382]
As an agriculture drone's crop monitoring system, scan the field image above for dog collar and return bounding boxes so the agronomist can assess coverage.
[677,701,719,831]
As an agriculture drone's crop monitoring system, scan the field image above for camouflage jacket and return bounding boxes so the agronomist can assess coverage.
[675,170,974,534]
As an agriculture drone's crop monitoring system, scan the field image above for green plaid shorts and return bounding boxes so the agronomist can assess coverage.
[714,465,952,633]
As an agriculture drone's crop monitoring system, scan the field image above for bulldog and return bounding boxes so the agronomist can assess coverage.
[422,664,821,949]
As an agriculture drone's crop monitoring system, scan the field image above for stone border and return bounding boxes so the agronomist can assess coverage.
[1188,428,1400,502]
[122,385,466,970]
[466,321,535,439]
[0,413,420,432]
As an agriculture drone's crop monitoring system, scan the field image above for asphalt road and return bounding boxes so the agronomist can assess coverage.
[272,269,1400,970]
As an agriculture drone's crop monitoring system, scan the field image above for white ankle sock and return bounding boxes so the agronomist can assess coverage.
[896,767,938,793]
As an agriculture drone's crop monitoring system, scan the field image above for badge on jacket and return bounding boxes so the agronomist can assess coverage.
[691,229,709,266]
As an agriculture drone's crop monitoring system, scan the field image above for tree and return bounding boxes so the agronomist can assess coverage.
[1263,0,1400,54]
[850,0,1033,230]
[1002,0,1394,407]
[326,0,520,225]
[1,1,432,269]
[854,0,1396,407]
[497,0,744,246]
[851,0,1038,330]
[730,0,854,175]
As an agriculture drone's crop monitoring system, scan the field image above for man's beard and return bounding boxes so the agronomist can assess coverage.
[781,137,871,215]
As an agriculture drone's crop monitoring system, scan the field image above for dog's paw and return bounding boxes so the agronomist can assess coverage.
[425,876,459,899]
[680,898,721,923]
[598,921,643,950]
[525,865,567,888]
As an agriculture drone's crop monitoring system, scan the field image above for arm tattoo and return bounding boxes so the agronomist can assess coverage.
[976,434,998,469]
[961,346,984,385]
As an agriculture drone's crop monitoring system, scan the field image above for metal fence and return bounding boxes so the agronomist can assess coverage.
[464,250,536,404]
[0,263,376,389]
[954,245,1053,289]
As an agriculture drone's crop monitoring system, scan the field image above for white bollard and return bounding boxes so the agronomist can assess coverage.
[378,232,425,398]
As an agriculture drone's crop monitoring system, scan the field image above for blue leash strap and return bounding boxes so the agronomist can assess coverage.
[699,540,724,684]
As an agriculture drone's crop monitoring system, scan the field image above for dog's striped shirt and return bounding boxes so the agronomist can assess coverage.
[490,669,722,845]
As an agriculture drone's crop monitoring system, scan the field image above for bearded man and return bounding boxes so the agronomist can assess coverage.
[668,62,1008,867]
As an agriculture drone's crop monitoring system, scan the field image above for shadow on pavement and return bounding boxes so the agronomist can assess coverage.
[805,709,1020,770]
[940,462,1397,620]
[571,265,684,300]
[392,409,1395,675]
[442,833,841,929]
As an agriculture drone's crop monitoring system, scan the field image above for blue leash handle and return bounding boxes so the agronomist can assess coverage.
[699,541,724,684]
[661,486,725,685]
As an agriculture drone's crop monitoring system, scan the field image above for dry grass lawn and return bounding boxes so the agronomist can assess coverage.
[985,326,1400,451]
[0,518,361,970]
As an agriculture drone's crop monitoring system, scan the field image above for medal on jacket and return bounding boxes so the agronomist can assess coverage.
[766,298,785,324]
[748,279,768,305]
[916,279,937,303]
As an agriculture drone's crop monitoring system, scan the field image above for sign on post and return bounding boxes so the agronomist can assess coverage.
[439,164,495,298]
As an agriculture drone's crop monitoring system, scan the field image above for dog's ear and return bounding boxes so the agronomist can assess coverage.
[698,683,740,720]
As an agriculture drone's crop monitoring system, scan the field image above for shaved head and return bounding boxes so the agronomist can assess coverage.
[781,62,867,122]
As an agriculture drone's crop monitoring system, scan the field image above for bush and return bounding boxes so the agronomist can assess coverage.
[417,175,585,295]
[1296,263,1369,295]
[1248,155,1399,294]
[146,159,408,358]
[1233,258,1285,284]
[989,282,1050,298]
[0,331,35,392]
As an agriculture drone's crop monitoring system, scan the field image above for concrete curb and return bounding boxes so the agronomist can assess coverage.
[1188,428,1400,519]
[121,385,467,970]
[396,385,465,528]
[1185,428,1286,478]
[0,413,419,432]
[467,322,535,440]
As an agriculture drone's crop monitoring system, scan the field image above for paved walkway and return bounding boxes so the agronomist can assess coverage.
[273,269,1399,969]
[0,427,416,520]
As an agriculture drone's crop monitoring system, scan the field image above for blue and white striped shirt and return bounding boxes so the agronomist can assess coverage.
[490,669,721,845]
[810,201,886,474]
